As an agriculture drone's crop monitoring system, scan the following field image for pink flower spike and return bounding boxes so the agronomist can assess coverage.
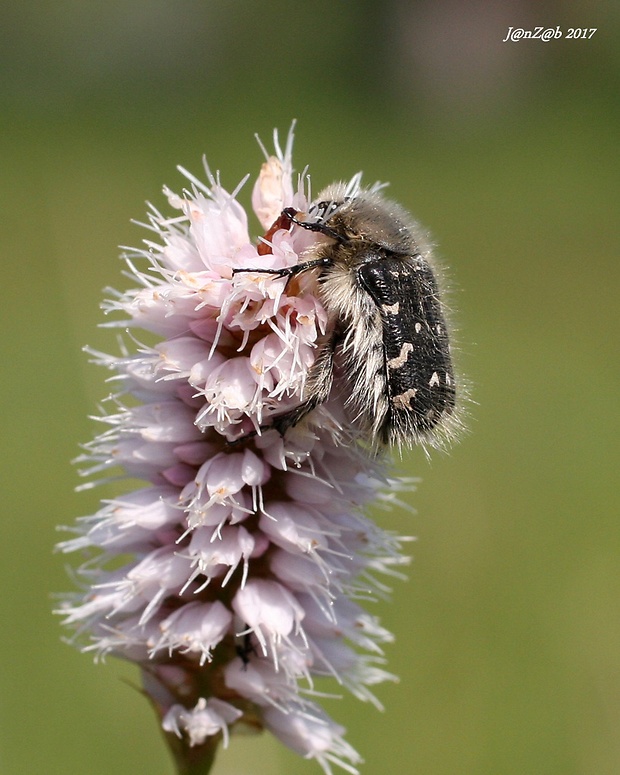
[57,125,419,775]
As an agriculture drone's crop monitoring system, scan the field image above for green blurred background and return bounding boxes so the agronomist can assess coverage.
[1,2,618,773]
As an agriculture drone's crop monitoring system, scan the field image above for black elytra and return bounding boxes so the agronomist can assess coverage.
[232,193,457,450]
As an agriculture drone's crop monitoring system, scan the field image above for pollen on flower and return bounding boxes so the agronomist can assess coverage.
[56,124,412,775]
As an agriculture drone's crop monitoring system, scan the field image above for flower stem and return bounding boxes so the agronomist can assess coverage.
[168,736,219,775]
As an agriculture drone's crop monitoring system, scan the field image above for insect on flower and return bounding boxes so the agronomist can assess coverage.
[234,182,460,451]
[57,124,457,774]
